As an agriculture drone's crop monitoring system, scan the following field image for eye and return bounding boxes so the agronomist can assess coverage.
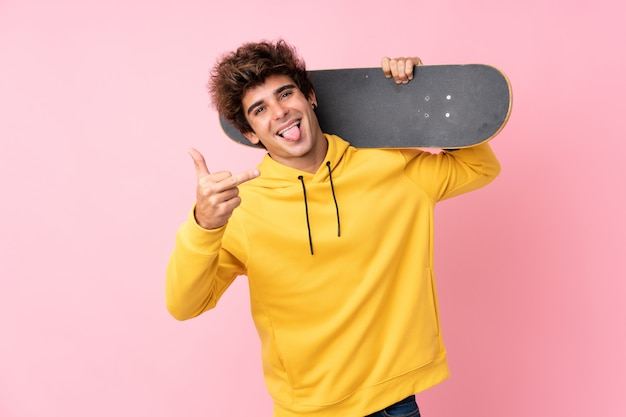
[280,90,293,99]
[253,106,265,115]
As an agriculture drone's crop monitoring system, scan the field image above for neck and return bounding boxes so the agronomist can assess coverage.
[295,138,328,174]
[270,132,328,174]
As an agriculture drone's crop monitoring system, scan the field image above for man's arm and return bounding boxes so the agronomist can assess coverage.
[382,55,500,199]
[439,144,500,200]
[165,149,259,320]
[165,212,244,320]
[403,143,500,201]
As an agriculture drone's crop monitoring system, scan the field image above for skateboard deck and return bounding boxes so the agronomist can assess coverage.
[219,64,512,149]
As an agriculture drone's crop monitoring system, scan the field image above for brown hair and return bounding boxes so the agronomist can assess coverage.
[208,39,313,134]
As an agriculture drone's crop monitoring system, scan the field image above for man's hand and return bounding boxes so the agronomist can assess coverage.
[188,148,260,230]
[381,56,423,84]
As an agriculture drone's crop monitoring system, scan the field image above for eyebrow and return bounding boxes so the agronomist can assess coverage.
[246,83,297,116]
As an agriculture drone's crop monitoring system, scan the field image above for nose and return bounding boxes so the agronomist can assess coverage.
[271,102,288,119]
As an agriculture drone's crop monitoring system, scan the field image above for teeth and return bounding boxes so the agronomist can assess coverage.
[277,121,300,136]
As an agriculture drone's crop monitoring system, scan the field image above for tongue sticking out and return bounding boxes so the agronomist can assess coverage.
[281,125,301,142]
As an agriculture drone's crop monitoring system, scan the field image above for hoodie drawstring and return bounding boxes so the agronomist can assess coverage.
[298,175,314,255]
[297,163,341,256]
[326,161,341,238]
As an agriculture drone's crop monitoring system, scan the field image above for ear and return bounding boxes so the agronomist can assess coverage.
[243,131,261,145]
[308,89,317,108]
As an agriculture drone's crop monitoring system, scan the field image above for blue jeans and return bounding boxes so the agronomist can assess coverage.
[365,395,421,417]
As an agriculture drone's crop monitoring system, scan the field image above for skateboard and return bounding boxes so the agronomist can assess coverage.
[219,64,512,149]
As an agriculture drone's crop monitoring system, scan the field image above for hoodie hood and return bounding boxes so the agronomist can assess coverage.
[252,134,351,188]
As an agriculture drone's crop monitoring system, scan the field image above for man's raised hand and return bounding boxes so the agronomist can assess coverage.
[381,56,423,84]
[188,148,260,230]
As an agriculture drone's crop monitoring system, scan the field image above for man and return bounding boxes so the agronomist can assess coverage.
[166,39,500,417]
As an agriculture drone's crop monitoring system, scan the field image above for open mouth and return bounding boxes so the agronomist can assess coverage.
[277,121,301,141]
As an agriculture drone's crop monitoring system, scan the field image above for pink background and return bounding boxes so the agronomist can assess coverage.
[1,0,624,416]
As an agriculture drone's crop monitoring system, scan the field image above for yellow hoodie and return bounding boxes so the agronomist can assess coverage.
[166,134,500,416]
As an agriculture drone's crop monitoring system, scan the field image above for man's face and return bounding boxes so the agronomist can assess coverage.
[242,74,327,172]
